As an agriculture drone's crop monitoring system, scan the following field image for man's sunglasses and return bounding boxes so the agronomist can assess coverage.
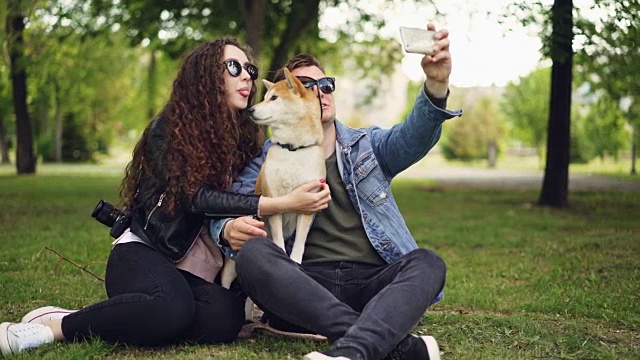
[223,59,259,80]
[295,76,336,94]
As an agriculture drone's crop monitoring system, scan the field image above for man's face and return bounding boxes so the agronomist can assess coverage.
[290,66,336,125]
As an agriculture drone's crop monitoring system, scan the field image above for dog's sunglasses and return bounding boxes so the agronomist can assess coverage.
[295,76,336,94]
[223,59,259,80]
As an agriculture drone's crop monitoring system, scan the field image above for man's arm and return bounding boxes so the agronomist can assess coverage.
[210,141,269,256]
[370,25,463,178]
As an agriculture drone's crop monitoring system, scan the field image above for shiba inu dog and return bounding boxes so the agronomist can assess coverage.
[249,68,326,262]
[221,68,326,318]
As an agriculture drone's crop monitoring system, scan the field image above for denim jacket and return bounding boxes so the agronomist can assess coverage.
[210,87,462,301]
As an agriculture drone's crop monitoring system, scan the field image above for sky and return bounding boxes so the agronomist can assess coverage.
[321,0,548,88]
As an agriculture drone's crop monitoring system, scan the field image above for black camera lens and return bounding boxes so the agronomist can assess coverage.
[92,200,120,227]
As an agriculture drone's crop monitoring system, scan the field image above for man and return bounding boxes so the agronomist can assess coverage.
[212,23,462,360]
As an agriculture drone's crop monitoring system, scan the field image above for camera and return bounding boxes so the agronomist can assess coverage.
[92,200,131,239]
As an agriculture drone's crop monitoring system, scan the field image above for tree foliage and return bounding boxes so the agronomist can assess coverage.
[2,0,435,173]
[501,67,551,157]
[581,95,629,161]
[442,94,505,165]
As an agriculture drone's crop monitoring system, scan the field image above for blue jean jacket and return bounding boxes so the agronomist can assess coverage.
[210,87,462,302]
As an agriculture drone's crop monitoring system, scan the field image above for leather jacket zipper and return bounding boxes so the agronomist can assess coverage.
[144,192,166,230]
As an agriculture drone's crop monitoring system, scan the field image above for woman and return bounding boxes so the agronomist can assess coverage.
[0,37,330,356]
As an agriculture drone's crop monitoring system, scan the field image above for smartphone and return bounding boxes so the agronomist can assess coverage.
[399,26,436,55]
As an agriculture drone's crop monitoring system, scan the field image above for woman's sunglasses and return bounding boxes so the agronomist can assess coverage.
[223,59,259,80]
[295,76,336,94]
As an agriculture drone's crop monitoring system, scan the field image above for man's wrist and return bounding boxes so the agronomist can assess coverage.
[220,219,232,247]
[424,78,449,99]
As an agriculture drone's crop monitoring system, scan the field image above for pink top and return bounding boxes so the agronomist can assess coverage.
[114,228,224,283]
[175,230,224,283]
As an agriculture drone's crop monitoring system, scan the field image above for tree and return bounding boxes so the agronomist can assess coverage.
[501,67,551,162]
[539,0,573,207]
[6,0,36,174]
[574,0,640,175]
[509,0,639,204]
[91,0,424,98]
[582,96,628,161]
[442,94,505,166]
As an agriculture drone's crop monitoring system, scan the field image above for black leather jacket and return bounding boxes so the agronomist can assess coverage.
[128,116,260,262]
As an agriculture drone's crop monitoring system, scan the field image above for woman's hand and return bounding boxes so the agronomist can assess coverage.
[282,180,331,214]
[224,180,331,251]
[258,180,331,216]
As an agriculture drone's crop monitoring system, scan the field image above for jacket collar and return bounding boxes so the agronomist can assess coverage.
[335,120,366,147]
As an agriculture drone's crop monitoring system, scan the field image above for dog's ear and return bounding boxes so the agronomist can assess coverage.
[284,68,296,91]
[283,67,304,94]
[262,79,274,90]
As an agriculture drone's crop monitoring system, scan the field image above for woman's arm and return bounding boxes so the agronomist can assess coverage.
[257,180,330,216]
[190,187,260,217]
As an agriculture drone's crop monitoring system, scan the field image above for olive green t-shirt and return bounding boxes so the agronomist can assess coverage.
[303,151,386,265]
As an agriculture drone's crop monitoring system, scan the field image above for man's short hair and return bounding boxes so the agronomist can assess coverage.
[273,53,325,82]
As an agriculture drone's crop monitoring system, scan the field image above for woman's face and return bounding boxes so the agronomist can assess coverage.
[222,45,254,110]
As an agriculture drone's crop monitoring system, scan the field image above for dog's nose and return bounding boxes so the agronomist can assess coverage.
[247,107,255,115]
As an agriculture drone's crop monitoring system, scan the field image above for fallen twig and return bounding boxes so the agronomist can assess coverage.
[38,246,105,282]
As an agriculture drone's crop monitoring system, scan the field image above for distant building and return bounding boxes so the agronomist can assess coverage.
[334,69,411,129]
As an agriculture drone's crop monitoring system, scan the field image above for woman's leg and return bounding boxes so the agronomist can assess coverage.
[60,243,196,346]
[178,271,245,344]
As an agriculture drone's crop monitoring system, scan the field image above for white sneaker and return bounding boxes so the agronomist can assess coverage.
[21,306,76,324]
[0,322,54,356]
[421,336,441,360]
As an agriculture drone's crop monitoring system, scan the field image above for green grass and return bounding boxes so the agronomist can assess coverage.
[1,167,638,359]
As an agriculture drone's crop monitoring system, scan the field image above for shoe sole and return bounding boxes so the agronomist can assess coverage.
[303,352,352,360]
[21,306,76,324]
[421,335,441,360]
[0,322,14,356]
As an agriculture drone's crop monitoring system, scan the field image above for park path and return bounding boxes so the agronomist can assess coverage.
[397,163,640,192]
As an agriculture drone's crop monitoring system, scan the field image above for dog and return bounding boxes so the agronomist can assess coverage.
[220,68,326,319]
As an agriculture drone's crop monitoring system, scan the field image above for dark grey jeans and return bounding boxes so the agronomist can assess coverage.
[235,237,446,360]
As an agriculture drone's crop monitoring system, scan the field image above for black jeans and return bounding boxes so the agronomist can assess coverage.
[235,237,446,360]
[61,243,245,346]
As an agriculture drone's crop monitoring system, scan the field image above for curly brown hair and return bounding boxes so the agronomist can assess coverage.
[119,37,263,213]
[273,53,325,82]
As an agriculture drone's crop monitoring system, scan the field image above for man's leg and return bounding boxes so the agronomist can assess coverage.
[332,248,446,360]
[235,237,360,342]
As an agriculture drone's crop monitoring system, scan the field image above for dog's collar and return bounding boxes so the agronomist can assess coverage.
[275,142,314,151]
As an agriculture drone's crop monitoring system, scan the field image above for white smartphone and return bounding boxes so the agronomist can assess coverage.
[399,26,436,55]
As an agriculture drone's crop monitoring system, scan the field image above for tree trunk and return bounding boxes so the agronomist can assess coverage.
[7,0,36,174]
[487,140,497,168]
[539,0,573,207]
[238,0,267,58]
[631,124,637,175]
[147,49,157,120]
[265,0,320,82]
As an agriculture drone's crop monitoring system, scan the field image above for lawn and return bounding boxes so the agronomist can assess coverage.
[0,166,638,359]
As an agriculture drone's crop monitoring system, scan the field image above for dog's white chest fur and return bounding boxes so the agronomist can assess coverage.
[263,145,326,239]
[264,145,325,194]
